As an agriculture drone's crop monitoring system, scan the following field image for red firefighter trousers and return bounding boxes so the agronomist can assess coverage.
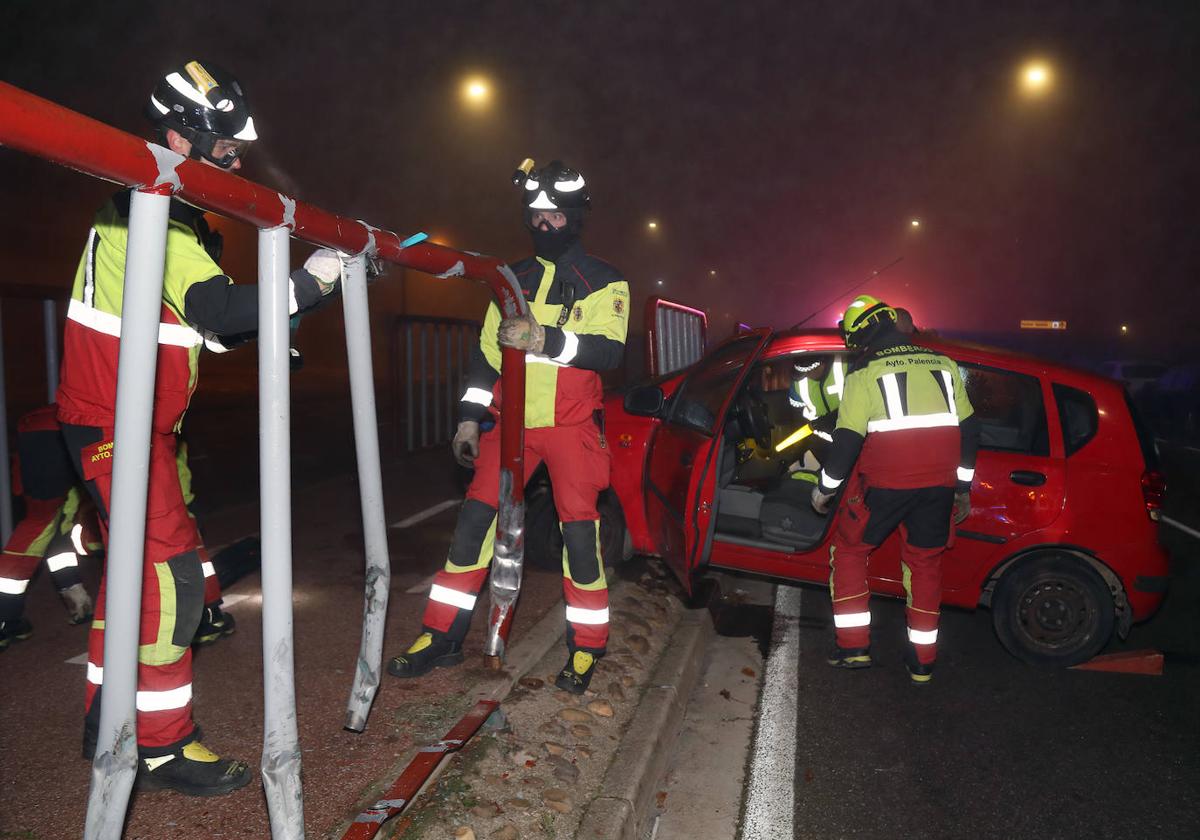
[61,424,204,753]
[829,474,953,665]
[422,420,612,652]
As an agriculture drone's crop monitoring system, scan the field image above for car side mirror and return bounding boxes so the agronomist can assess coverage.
[624,385,665,417]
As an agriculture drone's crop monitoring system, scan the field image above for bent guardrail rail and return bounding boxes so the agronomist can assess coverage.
[0,80,528,839]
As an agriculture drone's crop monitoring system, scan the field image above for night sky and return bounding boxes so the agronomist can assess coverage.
[2,0,1197,356]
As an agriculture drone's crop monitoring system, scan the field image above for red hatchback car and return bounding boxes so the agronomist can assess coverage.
[600,327,1169,666]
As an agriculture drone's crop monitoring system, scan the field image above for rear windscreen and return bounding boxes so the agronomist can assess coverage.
[1122,392,1160,470]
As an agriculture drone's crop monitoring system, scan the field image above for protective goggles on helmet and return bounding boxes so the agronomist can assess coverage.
[190,133,251,169]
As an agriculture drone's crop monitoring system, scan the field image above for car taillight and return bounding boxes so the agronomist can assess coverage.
[1141,469,1166,521]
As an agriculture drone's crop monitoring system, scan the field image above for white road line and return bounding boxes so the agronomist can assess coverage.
[65,651,89,665]
[1162,515,1200,542]
[390,499,461,529]
[742,584,801,840]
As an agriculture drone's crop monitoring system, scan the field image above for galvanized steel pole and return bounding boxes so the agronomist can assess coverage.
[43,297,59,401]
[341,254,392,732]
[83,186,171,840]
[258,226,305,838]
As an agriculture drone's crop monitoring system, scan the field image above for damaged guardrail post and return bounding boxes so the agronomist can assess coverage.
[83,185,172,840]
[258,225,304,838]
[482,339,528,665]
[341,253,391,732]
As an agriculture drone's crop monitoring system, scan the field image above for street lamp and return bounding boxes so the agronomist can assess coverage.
[461,76,491,107]
[647,220,659,231]
[1019,60,1053,95]
[1120,324,1129,336]
[910,218,921,229]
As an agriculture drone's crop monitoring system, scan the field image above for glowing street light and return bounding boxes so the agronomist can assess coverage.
[910,218,921,228]
[1019,60,1053,95]
[1120,324,1129,335]
[647,220,659,231]
[461,76,491,107]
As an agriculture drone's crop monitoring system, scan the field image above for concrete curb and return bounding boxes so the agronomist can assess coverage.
[326,582,643,838]
[325,596,567,839]
[576,605,716,840]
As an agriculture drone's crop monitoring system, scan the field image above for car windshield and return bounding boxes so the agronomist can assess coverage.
[666,333,765,435]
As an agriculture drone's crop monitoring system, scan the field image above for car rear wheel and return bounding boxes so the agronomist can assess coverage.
[525,486,628,573]
[992,553,1115,667]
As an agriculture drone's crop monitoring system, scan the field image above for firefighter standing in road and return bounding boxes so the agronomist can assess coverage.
[55,60,342,796]
[388,160,629,694]
[811,295,980,683]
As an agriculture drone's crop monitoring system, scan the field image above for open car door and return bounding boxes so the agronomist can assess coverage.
[644,329,773,593]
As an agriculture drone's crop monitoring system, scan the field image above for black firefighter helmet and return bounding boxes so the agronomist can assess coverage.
[146,60,257,169]
[514,159,590,259]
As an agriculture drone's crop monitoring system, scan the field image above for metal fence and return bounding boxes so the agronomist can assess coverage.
[0,80,531,840]
[390,316,479,452]
[0,287,67,543]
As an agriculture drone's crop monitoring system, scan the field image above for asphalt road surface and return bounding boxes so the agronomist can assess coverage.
[779,444,1200,840]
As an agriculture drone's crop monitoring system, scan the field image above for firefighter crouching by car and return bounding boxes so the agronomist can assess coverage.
[811,295,981,684]
[54,59,341,796]
[388,159,629,695]
[787,355,846,472]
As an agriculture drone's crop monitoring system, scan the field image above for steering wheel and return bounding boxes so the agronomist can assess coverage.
[729,387,773,451]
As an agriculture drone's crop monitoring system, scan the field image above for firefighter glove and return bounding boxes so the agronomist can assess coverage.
[811,487,836,515]
[953,491,971,525]
[498,313,545,353]
[303,248,342,295]
[452,421,481,468]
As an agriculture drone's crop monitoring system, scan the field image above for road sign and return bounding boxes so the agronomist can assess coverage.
[1020,319,1067,330]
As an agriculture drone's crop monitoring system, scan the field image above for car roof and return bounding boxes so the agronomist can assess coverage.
[764,329,1123,393]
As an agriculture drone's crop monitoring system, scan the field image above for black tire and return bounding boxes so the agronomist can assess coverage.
[991,553,1115,667]
[524,486,628,573]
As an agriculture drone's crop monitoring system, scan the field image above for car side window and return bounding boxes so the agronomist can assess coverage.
[1052,384,1099,457]
[959,363,1050,456]
[665,334,763,435]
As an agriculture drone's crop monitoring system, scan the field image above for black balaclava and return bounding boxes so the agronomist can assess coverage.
[527,208,584,262]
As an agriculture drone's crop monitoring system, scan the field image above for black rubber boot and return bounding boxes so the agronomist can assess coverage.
[136,741,251,797]
[0,617,33,652]
[555,650,599,695]
[905,644,935,684]
[193,604,236,646]
[386,632,464,678]
[826,646,872,669]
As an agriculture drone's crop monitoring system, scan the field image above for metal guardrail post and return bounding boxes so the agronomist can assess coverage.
[0,300,10,545]
[257,226,304,838]
[405,324,414,453]
[83,186,171,840]
[341,254,391,732]
[44,297,59,401]
[419,325,428,448]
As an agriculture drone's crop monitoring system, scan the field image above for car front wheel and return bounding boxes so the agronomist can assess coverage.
[991,552,1115,667]
[524,486,628,573]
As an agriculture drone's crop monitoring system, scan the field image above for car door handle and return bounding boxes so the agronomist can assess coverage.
[1010,470,1046,486]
